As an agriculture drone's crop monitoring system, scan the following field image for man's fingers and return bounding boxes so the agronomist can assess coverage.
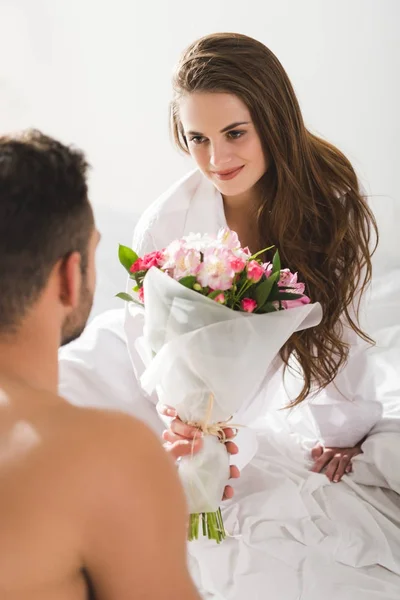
[230,465,240,479]
[164,437,203,461]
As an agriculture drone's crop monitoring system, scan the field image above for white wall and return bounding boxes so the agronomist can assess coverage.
[0,0,398,216]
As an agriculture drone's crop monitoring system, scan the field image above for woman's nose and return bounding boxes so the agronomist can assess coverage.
[209,141,232,169]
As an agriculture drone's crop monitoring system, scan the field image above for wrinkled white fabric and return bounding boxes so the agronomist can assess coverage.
[188,422,400,600]
[59,305,400,598]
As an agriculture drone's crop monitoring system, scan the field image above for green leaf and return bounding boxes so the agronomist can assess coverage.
[208,290,224,299]
[249,245,275,261]
[258,301,278,313]
[255,271,279,307]
[118,244,139,274]
[178,275,197,289]
[276,292,304,301]
[115,292,143,305]
[272,250,281,274]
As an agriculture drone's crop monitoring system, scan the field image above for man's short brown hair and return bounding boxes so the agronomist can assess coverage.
[0,129,93,333]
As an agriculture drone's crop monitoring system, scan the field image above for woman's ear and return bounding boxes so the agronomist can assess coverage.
[57,252,82,309]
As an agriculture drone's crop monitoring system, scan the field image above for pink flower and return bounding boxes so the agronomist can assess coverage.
[130,258,144,273]
[138,287,145,303]
[178,248,201,279]
[279,269,298,286]
[130,251,165,274]
[230,256,246,273]
[263,262,273,278]
[241,298,257,313]
[247,260,264,283]
[213,293,226,304]
[163,239,186,267]
[163,240,201,279]
[197,248,235,291]
[280,276,309,309]
[290,282,305,295]
[141,250,165,270]
[282,295,310,309]
[217,228,241,250]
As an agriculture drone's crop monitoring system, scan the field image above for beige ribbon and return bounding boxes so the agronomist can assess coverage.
[185,394,242,540]
[187,393,239,443]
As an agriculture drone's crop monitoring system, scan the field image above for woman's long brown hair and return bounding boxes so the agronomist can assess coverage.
[170,32,378,406]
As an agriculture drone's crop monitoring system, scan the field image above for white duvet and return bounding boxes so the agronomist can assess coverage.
[59,171,400,598]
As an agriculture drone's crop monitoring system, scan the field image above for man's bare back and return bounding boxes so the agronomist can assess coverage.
[0,374,200,600]
[0,130,204,599]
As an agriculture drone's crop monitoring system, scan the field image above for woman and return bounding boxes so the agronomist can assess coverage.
[125,32,382,483]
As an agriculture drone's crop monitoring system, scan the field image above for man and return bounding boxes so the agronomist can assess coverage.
[0,130,204,599]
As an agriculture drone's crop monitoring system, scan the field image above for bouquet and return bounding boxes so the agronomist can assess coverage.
[118,229,322,543]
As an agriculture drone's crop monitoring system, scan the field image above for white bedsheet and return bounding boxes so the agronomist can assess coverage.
[59,295,400,599]
[190,425,400,599]
[59,196,400,599]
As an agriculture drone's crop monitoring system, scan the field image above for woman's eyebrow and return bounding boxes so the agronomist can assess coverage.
[186,121,250,136]
[220,121,250,133]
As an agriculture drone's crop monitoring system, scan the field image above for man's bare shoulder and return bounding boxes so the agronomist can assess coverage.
[59,400,157,446]
[0,381,199,599]
[65,404,198,599]
[1,374,177,508]
[54,400,174,483]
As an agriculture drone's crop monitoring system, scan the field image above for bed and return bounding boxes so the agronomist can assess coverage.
[59,197,400,599]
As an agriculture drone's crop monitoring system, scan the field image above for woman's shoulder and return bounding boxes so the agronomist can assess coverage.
[133,169,205,252]
[141,169,202,225]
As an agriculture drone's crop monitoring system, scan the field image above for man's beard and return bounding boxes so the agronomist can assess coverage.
[61,283,93,347]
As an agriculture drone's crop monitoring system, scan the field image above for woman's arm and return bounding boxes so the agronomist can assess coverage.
[308,283,383,480]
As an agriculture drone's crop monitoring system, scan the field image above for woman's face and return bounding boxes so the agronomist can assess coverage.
[179,92,268,198]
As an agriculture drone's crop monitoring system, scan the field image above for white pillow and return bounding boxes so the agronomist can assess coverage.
[368,195,400,273]
[90,204,138,320]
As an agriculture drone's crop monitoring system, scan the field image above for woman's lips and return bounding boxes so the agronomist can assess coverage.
[213,166,244,181]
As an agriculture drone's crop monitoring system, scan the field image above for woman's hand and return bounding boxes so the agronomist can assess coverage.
[159,404,240,500]
[310,442,363,482]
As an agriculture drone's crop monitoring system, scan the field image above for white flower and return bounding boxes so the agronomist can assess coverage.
[182,232,217,251]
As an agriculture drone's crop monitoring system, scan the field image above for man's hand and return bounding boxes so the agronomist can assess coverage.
[159,404,240,500]
[310,443,363,482]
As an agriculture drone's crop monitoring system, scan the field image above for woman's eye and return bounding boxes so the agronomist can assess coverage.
[189,136,207,145]
[227,130,244,140]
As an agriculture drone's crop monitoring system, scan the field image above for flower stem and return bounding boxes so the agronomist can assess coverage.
[189,510,226,543]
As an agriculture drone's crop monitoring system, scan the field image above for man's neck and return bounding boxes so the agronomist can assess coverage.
[0,321,59,394]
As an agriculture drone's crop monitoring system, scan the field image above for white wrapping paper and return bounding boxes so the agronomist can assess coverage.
[139,267,323,512]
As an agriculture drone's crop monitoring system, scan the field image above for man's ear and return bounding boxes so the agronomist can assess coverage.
[57,252,82,309]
